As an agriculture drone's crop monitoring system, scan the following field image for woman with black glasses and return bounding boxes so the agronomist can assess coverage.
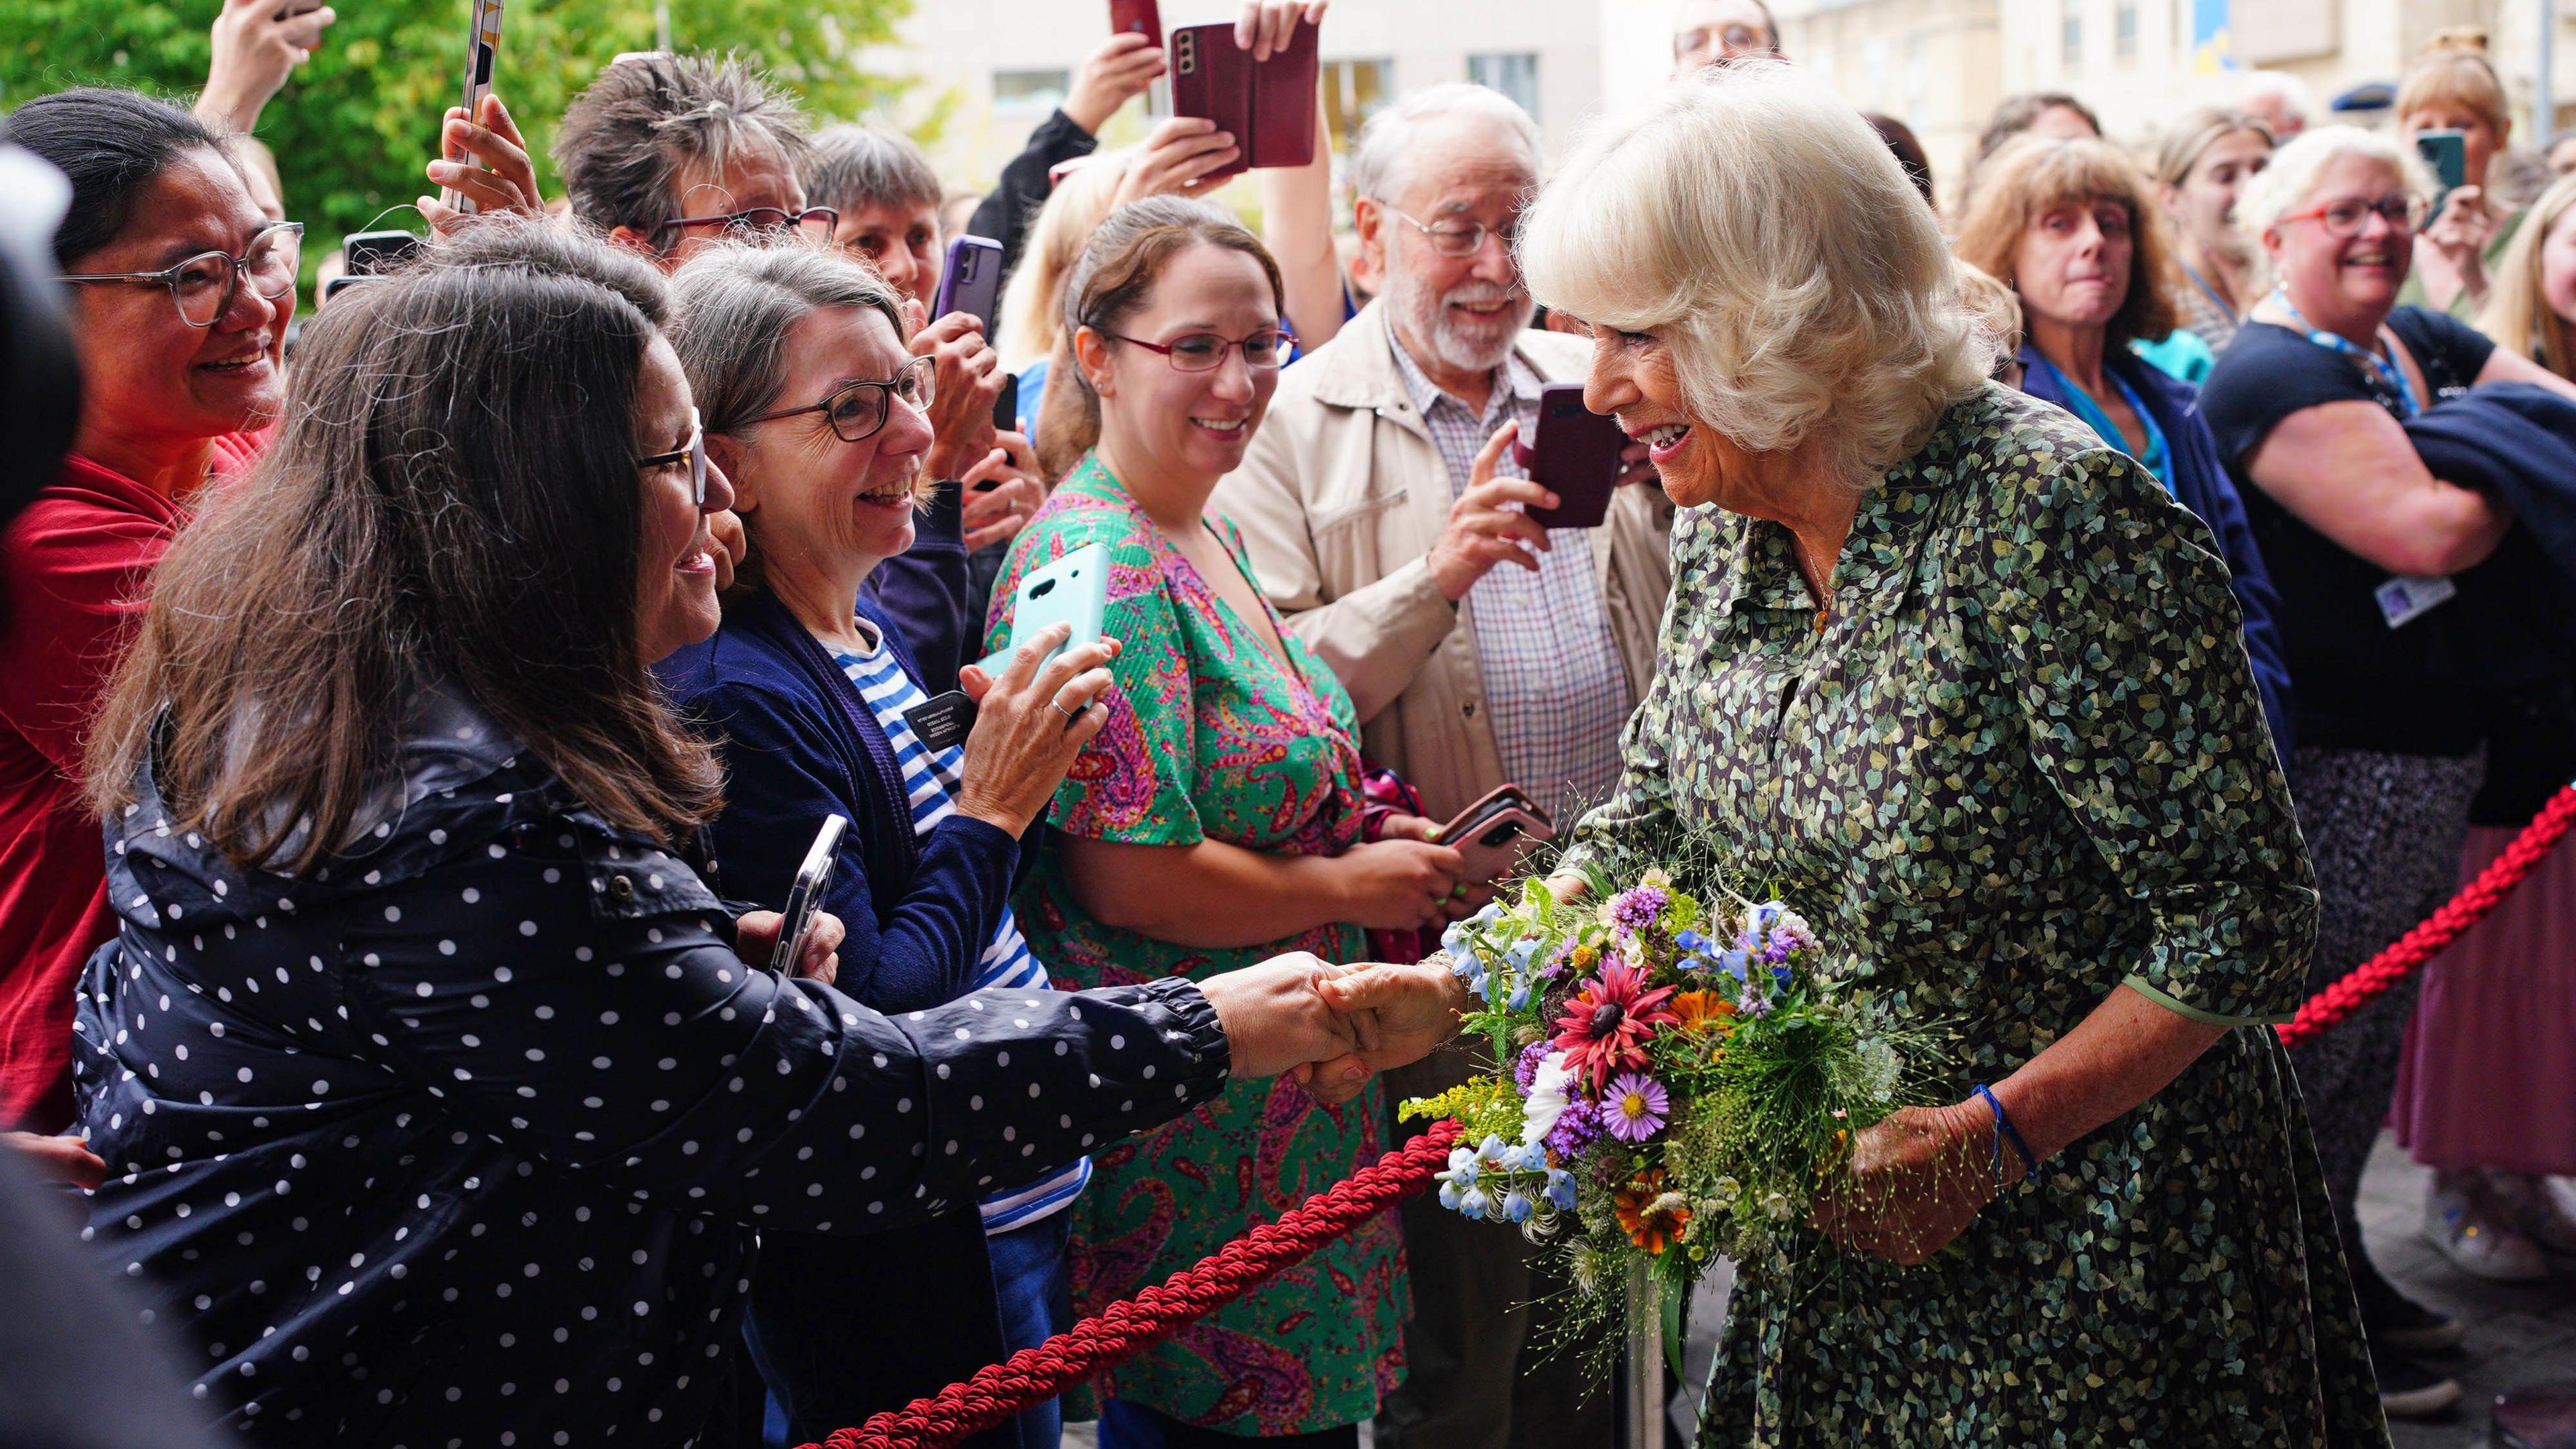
[0,87,297,1167]
[2201,123,2576,1420]
[655,241,1130,1449]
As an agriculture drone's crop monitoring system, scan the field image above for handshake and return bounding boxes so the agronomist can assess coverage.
[1197,953,1472,1105]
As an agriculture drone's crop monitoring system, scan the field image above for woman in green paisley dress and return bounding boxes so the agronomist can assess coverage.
[994,198,1475,1444]
[1515,65,2385,1444]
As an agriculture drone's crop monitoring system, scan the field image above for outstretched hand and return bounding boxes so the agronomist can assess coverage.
[1316,960,1470,1077]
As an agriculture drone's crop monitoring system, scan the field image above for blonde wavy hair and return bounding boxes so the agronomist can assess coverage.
[2477,169,2576,378]
[1517,62,1992,494]
[997,154,1131,370]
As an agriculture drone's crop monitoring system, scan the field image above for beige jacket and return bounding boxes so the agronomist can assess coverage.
[1210,299,1676,822]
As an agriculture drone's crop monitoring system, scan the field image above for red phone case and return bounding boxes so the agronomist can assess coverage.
[1513,383,1626,529]
[1169,20,1318,183]
[1108,0,1161,47]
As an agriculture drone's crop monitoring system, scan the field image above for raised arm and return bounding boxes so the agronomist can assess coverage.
[2244,398,2510,576]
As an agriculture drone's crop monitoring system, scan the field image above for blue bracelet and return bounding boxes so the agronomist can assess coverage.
[1972,1084,2039,1185]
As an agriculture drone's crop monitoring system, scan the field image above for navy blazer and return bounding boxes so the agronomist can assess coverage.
[2020,345,2298,754]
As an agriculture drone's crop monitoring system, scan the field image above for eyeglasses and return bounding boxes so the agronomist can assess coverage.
[1384,207,1518,260]
[61,221,305,328]
[1678,23,1776,58]
[1098,327,1296,372]
[638,406,710,505]
[745,355,936,443]
[2277,195,2429,238]
[659,206,839,244]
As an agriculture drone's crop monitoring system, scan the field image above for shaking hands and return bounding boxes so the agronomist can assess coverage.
[1197,953,1470,1106]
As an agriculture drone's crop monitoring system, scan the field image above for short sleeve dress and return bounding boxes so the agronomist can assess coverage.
[989,453,1407,1436]
[1566,386,2383,1446]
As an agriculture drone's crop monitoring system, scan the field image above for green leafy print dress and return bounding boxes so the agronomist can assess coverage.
[989,453,1405,1436]
[1565,386,2385,1447]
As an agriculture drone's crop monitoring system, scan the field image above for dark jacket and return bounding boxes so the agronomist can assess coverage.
[965,108,1099,309]
[2019,345,2298,753]
[655,590,1049,1448]
[72,684,1228,1447]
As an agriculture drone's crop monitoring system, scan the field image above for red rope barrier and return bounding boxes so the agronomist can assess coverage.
[2276,782,2576,1048]
[798,785,2576,1448]
[804,1118,1462,1449]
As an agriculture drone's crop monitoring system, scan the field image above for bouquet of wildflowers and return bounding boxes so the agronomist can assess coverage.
[1401,865,1933,1358]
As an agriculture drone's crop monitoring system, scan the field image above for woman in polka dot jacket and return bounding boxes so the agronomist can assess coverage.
[65,221,1467,1448]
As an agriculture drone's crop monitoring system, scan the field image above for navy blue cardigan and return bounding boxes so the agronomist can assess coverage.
[2020,345,2298,754]
[656,589,1041,1449]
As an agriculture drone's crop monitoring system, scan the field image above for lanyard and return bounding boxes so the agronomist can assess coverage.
[2269,291,2421,417]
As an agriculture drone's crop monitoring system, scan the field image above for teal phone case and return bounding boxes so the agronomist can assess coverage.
[975,542,1110,678]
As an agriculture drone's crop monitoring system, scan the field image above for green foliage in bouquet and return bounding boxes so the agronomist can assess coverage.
[1400,856,1939,1368]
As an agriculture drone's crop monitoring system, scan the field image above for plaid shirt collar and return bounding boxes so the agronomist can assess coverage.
[1383,311,1546,431]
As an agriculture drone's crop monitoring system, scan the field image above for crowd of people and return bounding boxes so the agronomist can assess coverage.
[1,0,2573,1446]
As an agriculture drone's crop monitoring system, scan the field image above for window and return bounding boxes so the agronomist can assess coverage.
[991,69,1069,116]
[1467,53,1540,119]
[2115,1,2140,60]
[2060,0,2082,66]
[1321,58,1395,154]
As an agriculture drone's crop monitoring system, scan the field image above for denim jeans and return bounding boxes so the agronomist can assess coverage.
[987,1211,1073,1449]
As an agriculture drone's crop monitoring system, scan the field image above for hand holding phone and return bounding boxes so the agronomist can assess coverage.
[439,0,508,216]
[1169,18,1319,183]
[1426,784,1554,885]
[976,542,1112,678]
[932,235,1005,335]
[1513,382,1627,529]
[770,815,849,975]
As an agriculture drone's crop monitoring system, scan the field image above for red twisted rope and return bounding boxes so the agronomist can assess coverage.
[2276,782,2576,1048]
[804,1118,1462,1449]
[799,786,2575,1449]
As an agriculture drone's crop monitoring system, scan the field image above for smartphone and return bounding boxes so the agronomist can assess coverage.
[975,541,1110,678]
[991,371,1020,435]
[2415,129,2467,205]
[319,274,377,304]
[1169,19,1320,184]
[932,235,1005,335]
[342,229,424,277]
[1428,784,1556,885]
[440,0,506,216]
[1512,382,1627,529]
[770,814,849,974]
[1109,0,1162,48]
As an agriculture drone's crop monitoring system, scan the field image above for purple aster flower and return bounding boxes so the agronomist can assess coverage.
[1515,1040,1552,1090]
[1609,885,1668,934]
[1603,1073,1670,1143]
[1735,984,1773,1018]
[1545,1097,1603,1157]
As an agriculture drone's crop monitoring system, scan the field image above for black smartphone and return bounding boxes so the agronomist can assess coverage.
[932,235,1004,335]
[342,229,425,277]
[771,814,849,974]
[992,371,1020,434]
[441,0,506,215]
[1513,382,1626,529]
[2415,129,2467,207]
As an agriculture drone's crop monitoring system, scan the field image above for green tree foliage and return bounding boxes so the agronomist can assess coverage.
[0,0,915,244]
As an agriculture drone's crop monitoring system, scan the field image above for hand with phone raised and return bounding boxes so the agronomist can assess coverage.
[1427,421,1556,601]
[421,94,543,234]
[197,0,337,134]
[1067,29,1167,136]
[952,623,1124,837]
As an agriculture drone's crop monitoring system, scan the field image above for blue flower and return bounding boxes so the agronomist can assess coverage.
[1506,982,1532,1012]
[1440,921,1472,956]
[1459,1185,1493,1220]
[1501,1190,1535,1223]
[1717,950,1750,982]
[1771,963,1793,989]
[1544,1169,1579,1211]
[1438,1180,1462,1210]
[1449,1159,1481,1189]
[1505,936,1542,971]
[1479,1134,1507,1161]
[1674,929,1707,953]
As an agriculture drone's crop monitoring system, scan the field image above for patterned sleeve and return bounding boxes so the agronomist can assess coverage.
[1973,446,2320,1026]
[1560,508,1718,876]
[988,506,1204,847]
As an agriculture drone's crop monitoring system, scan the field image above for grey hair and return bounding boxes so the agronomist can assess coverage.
[2235,124,2439,245]
[552,52,812,243]
[1519,61,1992,494]
[1348,82,1542,204]
[802,124,942,219]
[665,239,907,436]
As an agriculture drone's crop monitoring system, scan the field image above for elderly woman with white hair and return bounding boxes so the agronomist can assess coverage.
[1522,65,2381,1443]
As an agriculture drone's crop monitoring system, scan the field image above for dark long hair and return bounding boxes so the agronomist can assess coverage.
[7,87,227,267]
[87,219,722,873]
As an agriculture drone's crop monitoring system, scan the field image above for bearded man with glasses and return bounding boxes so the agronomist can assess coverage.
[1,89,290,1165]
[1209,82,1673,1449]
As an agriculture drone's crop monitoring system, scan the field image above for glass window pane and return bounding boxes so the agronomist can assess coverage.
[1321,58,1395,156]
[1466,52,1540,121]
[992,69,1071,115]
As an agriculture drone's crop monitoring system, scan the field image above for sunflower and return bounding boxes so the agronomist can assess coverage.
[1668,989,1737,1038]
[1551,959,1680,1091]
[1614,1169,1693,1254]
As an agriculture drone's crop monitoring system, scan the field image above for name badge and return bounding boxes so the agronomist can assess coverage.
[902,690,977,753]
[2375,574,2457,630]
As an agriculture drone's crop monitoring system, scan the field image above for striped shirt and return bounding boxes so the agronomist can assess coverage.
[1385,319,1633,822]
[835,623,1090,1233]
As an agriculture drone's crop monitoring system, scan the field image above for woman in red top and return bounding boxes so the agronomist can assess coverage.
[0,89,294,1145]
